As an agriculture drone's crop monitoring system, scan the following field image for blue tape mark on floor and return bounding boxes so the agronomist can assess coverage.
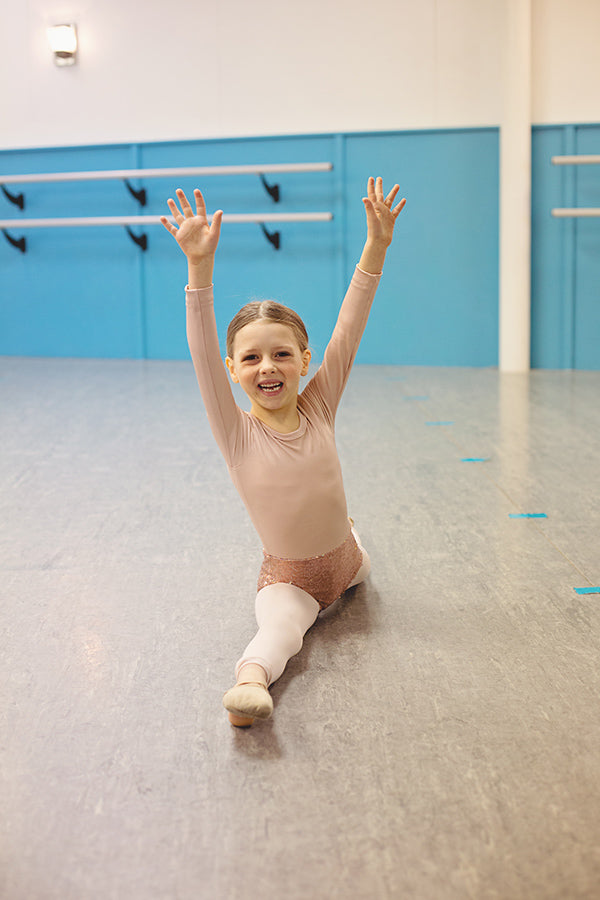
[462,457,490,462]
[426,421,454,426]
[574,587,600,595]
[509,513,548,519]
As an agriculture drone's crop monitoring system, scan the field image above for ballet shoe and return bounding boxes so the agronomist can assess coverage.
[228,711,255,727]
[222,681,273,726]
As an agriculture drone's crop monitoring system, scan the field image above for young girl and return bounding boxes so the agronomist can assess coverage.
[161,177,406,726]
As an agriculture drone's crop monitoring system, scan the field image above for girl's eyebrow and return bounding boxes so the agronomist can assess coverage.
[239,344,295,354]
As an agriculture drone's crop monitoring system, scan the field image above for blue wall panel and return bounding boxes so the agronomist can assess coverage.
[574,125,600,370]
[531,124,600,370]
[344,130,499,366]
[1,130,500,366]
[531,126,568,369]
[0,144,145,358]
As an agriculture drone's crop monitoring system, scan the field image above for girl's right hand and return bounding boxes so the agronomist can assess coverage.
[160,188,223,263]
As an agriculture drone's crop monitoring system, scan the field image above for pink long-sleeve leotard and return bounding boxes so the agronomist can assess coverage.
[185,265,381,576]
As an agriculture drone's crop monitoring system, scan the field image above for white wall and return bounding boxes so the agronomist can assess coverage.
[1,0,504,149]
[0,0,598,151]
[532,0,600,123]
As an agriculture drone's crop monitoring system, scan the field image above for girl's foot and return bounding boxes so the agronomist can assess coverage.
[222,681,273,726]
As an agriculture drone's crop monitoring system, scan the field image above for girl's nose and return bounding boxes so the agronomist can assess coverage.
[260,357,276,372]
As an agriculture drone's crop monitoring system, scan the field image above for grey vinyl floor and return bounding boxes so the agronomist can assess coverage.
[1,357,599,900]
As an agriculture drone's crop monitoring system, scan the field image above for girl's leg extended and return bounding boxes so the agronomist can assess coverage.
[223,583,320,726]
[236,582,321,686]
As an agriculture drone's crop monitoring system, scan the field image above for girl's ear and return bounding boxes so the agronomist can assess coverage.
[225,357,239,383]
[301,348,312,376]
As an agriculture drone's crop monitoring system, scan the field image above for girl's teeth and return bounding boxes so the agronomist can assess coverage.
[260,383,282,393]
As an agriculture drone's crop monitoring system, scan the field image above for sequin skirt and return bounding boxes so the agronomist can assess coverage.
[257,530,363,610]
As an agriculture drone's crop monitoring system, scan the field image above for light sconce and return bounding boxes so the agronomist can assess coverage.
[47,24,78,66]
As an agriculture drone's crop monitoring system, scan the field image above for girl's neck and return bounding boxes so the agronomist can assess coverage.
[250,403,301,434]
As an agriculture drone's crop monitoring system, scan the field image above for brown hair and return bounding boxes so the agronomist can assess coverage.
[226,300,309,358]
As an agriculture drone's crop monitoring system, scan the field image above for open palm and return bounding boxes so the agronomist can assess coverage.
[363,177,406,247]
[160,188,223,262]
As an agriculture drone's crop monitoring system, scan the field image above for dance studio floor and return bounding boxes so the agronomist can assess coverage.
[1,357,599,900]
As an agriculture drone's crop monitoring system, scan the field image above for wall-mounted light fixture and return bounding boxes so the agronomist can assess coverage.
[47,24,78,66]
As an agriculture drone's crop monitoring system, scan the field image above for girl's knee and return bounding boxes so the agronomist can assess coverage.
[348,549,371,589]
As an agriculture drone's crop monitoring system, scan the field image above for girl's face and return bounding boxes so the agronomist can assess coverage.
[225,319,311,427]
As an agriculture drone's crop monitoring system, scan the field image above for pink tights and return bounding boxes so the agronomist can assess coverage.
[235,529,370,686]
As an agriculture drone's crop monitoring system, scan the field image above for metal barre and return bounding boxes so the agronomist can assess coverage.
[551,156,600,216]
[551,208,600,218]
[0,212,333,229]
[0,163,332,186]
[551,156,600,165]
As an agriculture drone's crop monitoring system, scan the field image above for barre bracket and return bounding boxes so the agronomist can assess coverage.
[1,184,25,210]
[123,179,147,207]
[260,224,280,250]
[2,229,26,253]
[125,227,148,251]
[259,174,280,203]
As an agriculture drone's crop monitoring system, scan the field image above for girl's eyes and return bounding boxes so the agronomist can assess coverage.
[242,351,291,362]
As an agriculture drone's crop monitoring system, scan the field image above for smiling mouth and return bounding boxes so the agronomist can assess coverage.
[258,382,283,394]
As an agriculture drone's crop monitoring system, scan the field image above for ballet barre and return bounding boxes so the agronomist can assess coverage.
[0,211,334,253]
[0,162,333,209]
[0,163,333,184]
[551,155,600,165]
[0,212,333,227]
[551,208,600,218]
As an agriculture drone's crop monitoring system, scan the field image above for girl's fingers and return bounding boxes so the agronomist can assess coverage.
[176,188,195,217]
[366,178,405,209]
[362,197,380,231]
[392,197,407,217]
[194,188,208,218]
[211,209,223,242]
[385,184,400,206]
[167,198,184,223]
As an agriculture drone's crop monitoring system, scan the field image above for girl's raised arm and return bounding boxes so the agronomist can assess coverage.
[161,187,242,464]
[305,177,405,413]
[161,188,223,289]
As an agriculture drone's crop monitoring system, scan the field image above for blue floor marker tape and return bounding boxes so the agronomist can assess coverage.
[574,587,600,595]
[426,421,454,426]
[462,457,490,462]
[509,513,548,519]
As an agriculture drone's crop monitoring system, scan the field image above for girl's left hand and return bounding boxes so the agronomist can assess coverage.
[363,177,406,247]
